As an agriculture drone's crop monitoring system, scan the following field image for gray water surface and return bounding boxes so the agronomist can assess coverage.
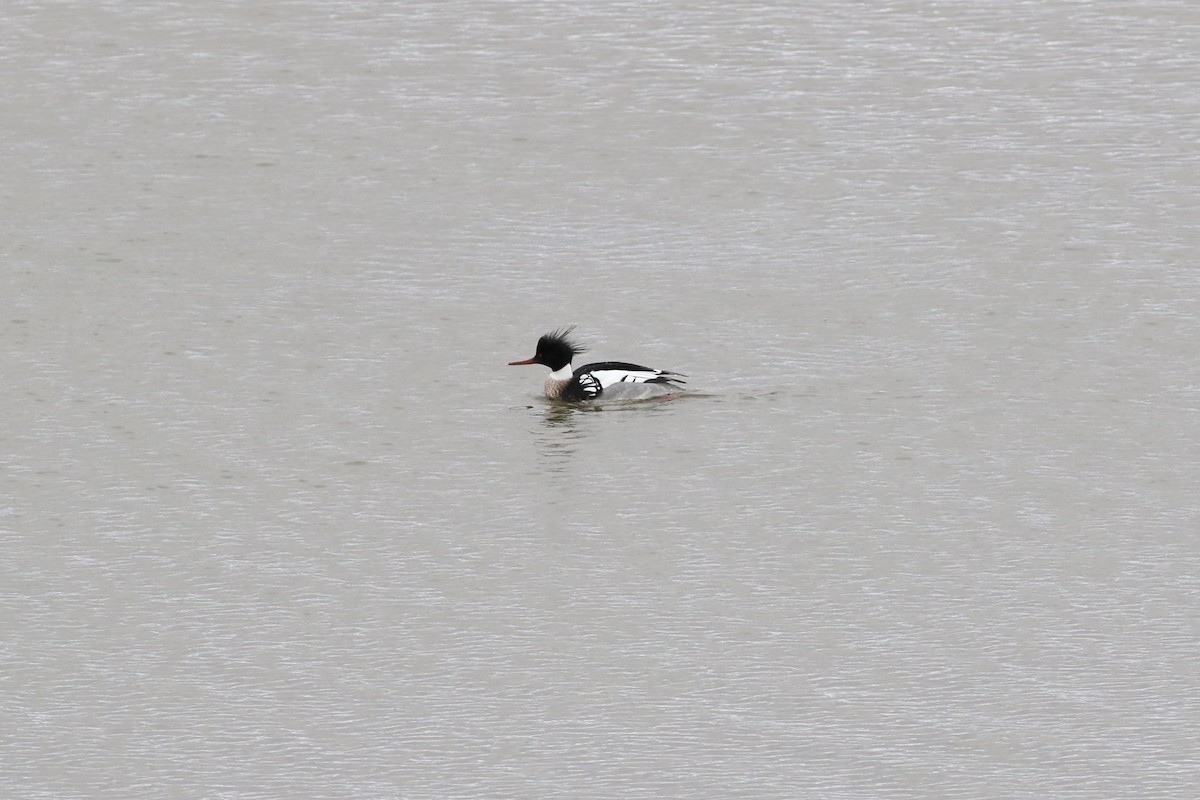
[4,1,1199,798]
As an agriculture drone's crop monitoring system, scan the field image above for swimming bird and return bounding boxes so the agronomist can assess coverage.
[509,327,687,401]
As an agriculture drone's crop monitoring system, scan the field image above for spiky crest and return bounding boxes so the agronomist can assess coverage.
[534,325,587,371]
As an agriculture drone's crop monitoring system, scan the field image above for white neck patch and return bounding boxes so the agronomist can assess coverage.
[548,363,574,380]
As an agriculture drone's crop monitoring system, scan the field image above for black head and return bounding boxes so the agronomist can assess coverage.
[508,326,587,371]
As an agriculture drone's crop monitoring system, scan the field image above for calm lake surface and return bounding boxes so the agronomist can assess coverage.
[3,1,1199,798]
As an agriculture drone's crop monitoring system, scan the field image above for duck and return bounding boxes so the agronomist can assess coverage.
[509,326,687,401]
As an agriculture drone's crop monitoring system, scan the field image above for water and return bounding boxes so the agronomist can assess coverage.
[3,1,1199,798]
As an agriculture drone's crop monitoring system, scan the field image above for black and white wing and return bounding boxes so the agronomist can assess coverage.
[575,371,603,400]
[574,361,687,399]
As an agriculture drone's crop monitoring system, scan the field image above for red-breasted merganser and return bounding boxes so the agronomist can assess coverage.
[509,327,687,401]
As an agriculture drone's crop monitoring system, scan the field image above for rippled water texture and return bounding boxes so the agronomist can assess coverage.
[3,1,1199,798]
